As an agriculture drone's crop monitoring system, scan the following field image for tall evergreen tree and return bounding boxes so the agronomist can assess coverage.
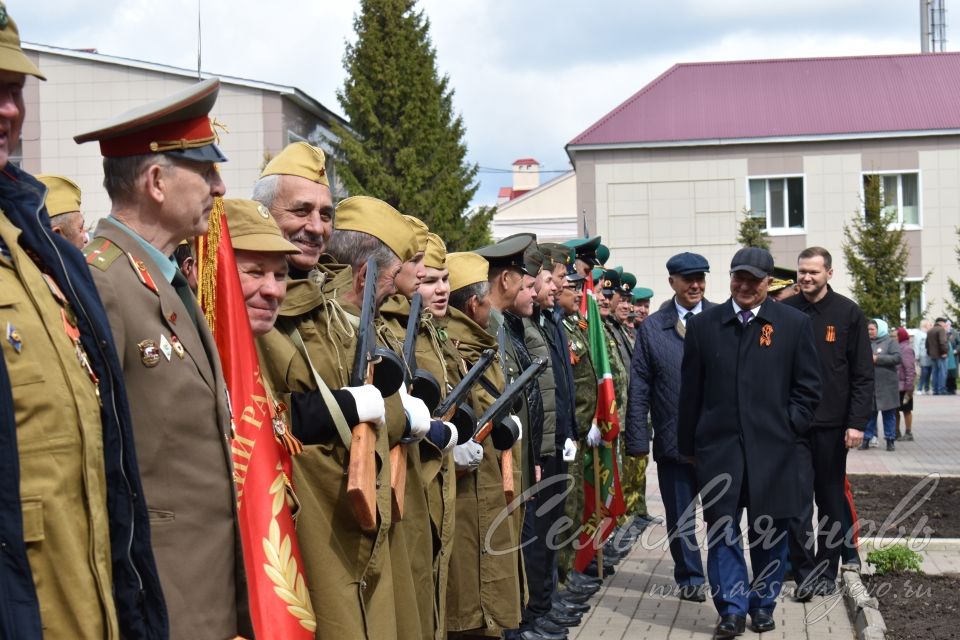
[947,227,960,320]
[842,175,923,326]
[736,208,770,250]
[333,0,492,250]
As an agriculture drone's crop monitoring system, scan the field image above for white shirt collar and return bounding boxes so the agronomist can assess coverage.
[731,299,762,322]
[675,298,703,326]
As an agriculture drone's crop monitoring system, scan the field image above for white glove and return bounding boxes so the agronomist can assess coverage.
[453,440,483,472]
[586,422,602,447]
[562,437,578,462]
[341,384,385,426]
[441,422,458,453]
[399,386,431,441]
[509,414,523,441]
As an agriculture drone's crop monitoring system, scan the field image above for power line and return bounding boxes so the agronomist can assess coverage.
[477,166,570,174]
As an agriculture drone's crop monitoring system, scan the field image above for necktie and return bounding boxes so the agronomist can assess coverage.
[172,270,199,327]
[684,311,694,322]
[739,309,753,325]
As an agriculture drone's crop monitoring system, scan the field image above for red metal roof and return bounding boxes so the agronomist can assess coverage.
[568,53,960,148]
[512,158,540,166]
[498,187,513,198]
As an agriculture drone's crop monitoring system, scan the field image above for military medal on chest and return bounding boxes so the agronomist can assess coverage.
[138,339,161,367]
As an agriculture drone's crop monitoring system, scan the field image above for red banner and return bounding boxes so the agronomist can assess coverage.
[197,199,316,637]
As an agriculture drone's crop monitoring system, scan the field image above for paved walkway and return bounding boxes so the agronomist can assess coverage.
[569,394,960,639]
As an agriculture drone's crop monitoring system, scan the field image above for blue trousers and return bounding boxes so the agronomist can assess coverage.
[933,358,948,394]
[657,459,705,587]
[918,365,932,393]
[706,512,789,617]
[864,410,896,442]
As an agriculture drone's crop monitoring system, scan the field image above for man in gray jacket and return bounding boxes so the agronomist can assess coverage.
[626,252,713,602]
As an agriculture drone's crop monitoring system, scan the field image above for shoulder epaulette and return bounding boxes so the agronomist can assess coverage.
[83,238,123,271]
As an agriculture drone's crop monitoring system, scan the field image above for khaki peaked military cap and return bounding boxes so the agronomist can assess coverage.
[260,141,329,186]
[223,198,299,254]
[74,78,227,163]
[447,252,489,292]
[36,174,81,217]
[334,195,417,263]
[0,4,44,79]
[403,215,429,253]
[424,233,446,269]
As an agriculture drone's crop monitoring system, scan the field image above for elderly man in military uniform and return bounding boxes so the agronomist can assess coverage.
[75,78,250,638]
[0,9,165,637]
[36,174,87,249]
[444,251,524,639]
[257,196,432,639]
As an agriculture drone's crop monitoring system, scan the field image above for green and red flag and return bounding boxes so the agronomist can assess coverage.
[574,272,626,573]
[197,198,317,636]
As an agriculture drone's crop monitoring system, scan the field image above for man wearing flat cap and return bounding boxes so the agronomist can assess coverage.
[627,251,714,603]
[677,247,821,638]
[36,174,87,249]
[76,77,251,639]
[0,5,165,637]
[258,195,432,639]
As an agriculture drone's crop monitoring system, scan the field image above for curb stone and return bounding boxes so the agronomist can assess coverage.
[860,536,960,552]
[842,568,887,640]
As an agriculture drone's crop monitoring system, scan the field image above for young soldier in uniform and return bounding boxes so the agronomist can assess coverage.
[0,10,165,637]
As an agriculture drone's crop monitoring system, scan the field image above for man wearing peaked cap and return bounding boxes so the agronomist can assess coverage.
[563,235,602,276]
[36,174,87,249]
[253,140,334,274]
[0,4,167,638]
[78,78,254,639]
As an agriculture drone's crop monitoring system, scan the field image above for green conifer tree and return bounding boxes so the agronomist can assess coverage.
[737,208,771,250]
[947,227,960,320]
[332,0,492,250]
[843,175,924,326]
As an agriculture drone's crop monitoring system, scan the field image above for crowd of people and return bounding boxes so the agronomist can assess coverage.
[0,7,949,639]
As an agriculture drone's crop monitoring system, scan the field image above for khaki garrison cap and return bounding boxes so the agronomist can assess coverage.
[260,141,329,186]
[403,215,429,253]
[334,196,418,263]
[36,174,81,217]
[424,233,447,269]
[223,198,299,254]
[0,3,44,79]
[74,78,227,163]
[447,252,489,292]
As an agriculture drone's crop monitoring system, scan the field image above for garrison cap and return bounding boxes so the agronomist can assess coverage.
[667,252,710,275]
[74,78,227,162]
[730,247,774,279]
[403,215,429,253]
[447,252,489,292]
[0,4,44,79]
[563,235,602,266]
[619,271,637,295]
[424,233,446,269]
[36,174,81,217]
[596,244,610,267]
[632,287,654,302]
[334,196,418,263]
[474,233,535,275]
[259,141,329,186]
[601,269,621,295]
[223,198,299,254]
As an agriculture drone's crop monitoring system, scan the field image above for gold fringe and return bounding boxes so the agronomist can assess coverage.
[197,196,223,335]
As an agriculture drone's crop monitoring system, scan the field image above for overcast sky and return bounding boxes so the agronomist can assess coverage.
[17,0,931,205]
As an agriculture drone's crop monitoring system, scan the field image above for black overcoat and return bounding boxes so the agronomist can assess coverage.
[677,298,821,523]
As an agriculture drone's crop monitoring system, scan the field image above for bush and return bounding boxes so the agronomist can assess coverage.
[866,544,924,576]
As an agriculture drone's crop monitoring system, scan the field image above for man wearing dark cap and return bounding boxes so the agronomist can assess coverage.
[562,235,601,277]
[76,78,251,638]
[0,7,165,637]
[626,251,714,603]
[678,247,821,638]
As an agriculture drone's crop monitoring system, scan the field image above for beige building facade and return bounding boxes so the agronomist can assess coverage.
[20,44,346,223]
[492,170,577,242]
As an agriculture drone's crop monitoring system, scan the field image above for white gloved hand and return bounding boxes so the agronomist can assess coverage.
[453,440,483,472]
[441,422,458,453]
[562,437,578,462]
[399,386,430,441]
[341,384,385,426]
[586,422,602,447]
[509,414,523,441]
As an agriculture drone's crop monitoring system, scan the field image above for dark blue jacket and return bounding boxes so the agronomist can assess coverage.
[0,166,167,639]
[625,298,716,461]
[545,308,575,447]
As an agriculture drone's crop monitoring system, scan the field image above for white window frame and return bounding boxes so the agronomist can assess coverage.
[745,174,807,236]
[901,277,926,325]
[859,170,922,230]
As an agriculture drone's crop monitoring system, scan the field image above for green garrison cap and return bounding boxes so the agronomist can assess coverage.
[632,287,654,302]
[596,244,610,267]
[475,233,535,274]
[563,235,602,266]
[619,271,637,295]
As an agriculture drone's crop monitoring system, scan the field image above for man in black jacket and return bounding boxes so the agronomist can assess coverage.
[784,246,873,598]
[627,252,713,603]
[678,248,821,638]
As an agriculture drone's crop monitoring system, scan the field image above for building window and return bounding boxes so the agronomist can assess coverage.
[902,279,925,327]
[862,172,920,226]
[748,176,804,231]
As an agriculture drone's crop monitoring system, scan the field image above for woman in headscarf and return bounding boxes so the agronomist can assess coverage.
[860,319,902,451]
[895,327,916,441]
